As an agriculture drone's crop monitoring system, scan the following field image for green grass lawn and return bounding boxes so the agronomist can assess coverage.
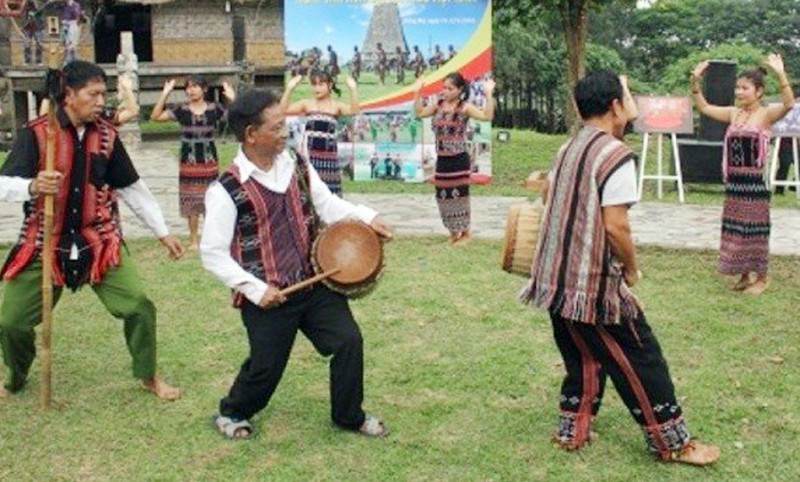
[0,238,798,481]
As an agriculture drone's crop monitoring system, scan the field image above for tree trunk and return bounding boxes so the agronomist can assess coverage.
[560,0,589,131]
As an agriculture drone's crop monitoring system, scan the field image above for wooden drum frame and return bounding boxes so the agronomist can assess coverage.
[501,200,544,277]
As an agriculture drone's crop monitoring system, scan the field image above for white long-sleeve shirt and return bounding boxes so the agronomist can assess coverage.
[0,176,170,238]
[201,147,378,305]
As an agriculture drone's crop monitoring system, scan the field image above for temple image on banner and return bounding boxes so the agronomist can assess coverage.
[283,0,493,186]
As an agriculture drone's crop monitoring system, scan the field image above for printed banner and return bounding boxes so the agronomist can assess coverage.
[772,102,800,137]
[632,96,694,134]
[284,0,493,184]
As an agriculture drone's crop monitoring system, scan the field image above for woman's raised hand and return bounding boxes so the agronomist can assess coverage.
[765,53,785,74]
[691,60,710,81]
[222,81,236,101]
[162,78,176,95]
[483,78,496,94]
[412,78,425,94]
[287,75,303,91]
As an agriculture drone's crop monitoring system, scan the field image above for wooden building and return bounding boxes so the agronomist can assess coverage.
[0,0,285,135]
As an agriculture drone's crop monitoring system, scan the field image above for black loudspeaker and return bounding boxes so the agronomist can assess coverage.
[232,15,246,62]
[699,60,737,141]
[676,139,723,183]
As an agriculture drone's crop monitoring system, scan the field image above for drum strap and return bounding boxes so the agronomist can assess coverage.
[290,148,321,239]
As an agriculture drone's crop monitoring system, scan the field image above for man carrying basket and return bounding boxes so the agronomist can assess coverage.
[200,88,393,440]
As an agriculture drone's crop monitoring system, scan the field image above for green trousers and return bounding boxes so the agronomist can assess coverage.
[0,255,157,392]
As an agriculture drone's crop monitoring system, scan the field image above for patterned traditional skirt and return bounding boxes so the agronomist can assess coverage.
[304,116,341,195]
[719,172,771,275]
[307,136,340,195]
[179,161,219,217]
[434,152,471,234]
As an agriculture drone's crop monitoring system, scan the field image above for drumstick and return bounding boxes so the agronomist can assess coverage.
[279,267,342,296]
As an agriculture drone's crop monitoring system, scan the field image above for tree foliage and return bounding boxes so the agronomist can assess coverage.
[660,42,770,95]
[494,0,634,128]
[493,0,800,131]
[591,0,800,85]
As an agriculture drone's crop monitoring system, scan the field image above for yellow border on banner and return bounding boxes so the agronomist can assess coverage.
[365,1,492,105]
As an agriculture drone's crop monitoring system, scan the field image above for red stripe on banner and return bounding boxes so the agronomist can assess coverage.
[361,47,493,111]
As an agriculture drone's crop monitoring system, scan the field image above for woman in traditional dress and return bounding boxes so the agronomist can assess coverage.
[413,72,495,245]
[690,54,794,294]
[281,70,359,196]
[151,76,236,250]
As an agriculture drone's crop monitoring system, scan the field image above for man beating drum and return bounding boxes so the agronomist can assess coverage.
[200,88,393,439]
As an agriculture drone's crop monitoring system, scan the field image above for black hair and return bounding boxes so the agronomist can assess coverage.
[185,75,208,90]
[309,69,341,97]
[58,60,106,103]
[573,70,623,120]
[227,89,280,142]
[738,67,767,96]
[444,72,469,101]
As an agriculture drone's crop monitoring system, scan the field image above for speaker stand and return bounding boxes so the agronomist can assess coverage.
[637,132,685,203]
[770,136,800,199]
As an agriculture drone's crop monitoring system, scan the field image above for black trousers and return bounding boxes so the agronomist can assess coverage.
[220,285,366,430]
[550,310,691,458]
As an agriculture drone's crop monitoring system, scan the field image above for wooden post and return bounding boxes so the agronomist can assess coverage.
[41,44,60,411]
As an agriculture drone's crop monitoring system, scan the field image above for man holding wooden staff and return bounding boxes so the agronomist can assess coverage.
[200,88,392,439]
[0,60,183,401]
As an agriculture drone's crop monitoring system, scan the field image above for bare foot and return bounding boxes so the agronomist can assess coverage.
[453,232,471,246]
[669,441,721,466]
[188,242,200,252]
[732,273,753,291]
[141,376,181,401]
[744,278,769,295]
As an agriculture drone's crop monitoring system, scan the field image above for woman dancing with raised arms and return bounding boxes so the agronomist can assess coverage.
[690,54,794,295]
[151,76,236,250]
[413,73,494,245]
[281,70,359,196]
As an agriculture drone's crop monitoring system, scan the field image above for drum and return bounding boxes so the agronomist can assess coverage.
[501,200,544,277]
[311,220,384,298]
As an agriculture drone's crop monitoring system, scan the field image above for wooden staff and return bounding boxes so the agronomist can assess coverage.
[40,44,60,410]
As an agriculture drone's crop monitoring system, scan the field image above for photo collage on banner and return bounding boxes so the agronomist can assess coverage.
[284,0,493,184]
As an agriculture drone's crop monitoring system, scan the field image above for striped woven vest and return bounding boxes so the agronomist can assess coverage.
[523,126,638,325]
[219,150,319,307]
[1,116,122,287]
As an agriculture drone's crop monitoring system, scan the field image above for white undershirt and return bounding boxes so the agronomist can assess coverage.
[200,146,378,305]
[546,158,638,207]
[600,159,638,207]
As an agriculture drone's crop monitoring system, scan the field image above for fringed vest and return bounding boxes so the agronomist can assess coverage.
[522,126,638,325]
[219,151,319,307]
[1,116,122,288]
